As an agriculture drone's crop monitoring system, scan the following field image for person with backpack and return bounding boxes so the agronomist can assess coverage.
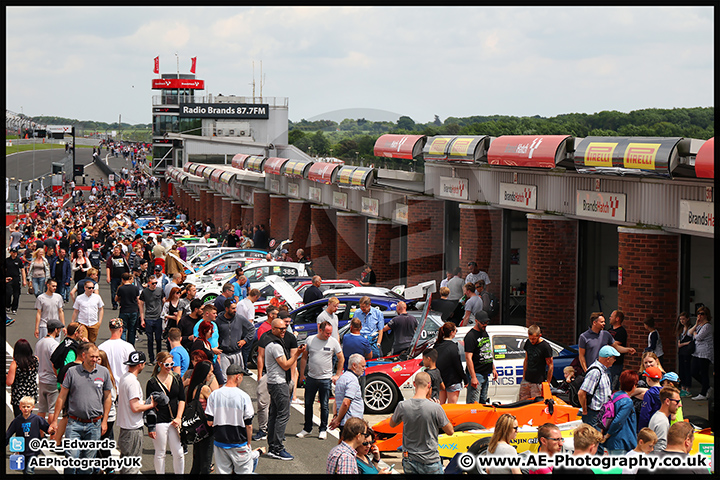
[475,280,498,319]
[600,369,639,454]
[578,345,619,430]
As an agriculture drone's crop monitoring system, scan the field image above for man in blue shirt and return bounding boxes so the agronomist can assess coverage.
[342,318,372,370]
[352,296,385,358]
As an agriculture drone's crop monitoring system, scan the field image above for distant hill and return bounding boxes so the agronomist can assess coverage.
[304,108,402,123]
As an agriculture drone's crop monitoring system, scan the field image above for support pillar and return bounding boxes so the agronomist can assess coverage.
[310,205,337,279]
[270,195,290,242]
[526,214,578,346]
[406,197,444,288]
[230,201,243,230]
[618,227,680,372]
[289,200,311,259]
[367,220,402,288]
[253,191,271,232]
[336,213,366,280]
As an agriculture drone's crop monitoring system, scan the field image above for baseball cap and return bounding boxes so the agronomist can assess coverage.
[124,351,147,366]
[155,265,163,271]
[47,319,64,330]
[475,310,490,324]
[109,318,123,330]
[661,372,679,383]
[643,366,663,379]
[226,364,250,376]
[598,345,621,358]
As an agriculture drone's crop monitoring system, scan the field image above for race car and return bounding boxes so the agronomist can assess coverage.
[372,382,581,453]
[357,301,578,414]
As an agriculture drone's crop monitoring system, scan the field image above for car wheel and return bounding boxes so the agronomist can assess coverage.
[363,374,399,415]
[247,342,258,370]
[202,293,217,304]
[454,422,485,432]
[466,437,492,474]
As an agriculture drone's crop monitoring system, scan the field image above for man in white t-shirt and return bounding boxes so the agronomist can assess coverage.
[98,318,136,379]
[116,351,156,474]
[35,279,65,340]
[296,321,344,440]
[72,280,105,343]
[316,297,340,342]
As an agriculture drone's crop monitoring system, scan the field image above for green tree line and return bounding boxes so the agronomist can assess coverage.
[289,107,714,163]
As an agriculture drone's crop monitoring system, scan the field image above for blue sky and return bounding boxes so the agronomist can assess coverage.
[6,6,714,125]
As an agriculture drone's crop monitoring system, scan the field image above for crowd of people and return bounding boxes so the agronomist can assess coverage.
[4,165,714,475]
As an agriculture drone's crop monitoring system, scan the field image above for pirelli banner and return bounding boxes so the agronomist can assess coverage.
[423,135,490,162]
[574,136,683,178]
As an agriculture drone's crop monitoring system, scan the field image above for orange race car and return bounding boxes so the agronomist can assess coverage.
[372,382,580,453]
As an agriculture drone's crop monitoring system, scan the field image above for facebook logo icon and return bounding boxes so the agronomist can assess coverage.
[9,454,25,471]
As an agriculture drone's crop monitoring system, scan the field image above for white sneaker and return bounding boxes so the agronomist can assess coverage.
[318,431,327,440]
[296,430,311,438]
[692,394,707,401]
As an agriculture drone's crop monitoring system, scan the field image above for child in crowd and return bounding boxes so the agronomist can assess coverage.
[5,396,55,474]
[638,366,662,431]
[622,427,658,474]
[660,372,684,424]
[643,316,664,367]
[422,348,444,402]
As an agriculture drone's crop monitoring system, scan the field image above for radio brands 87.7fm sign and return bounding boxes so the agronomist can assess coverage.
[179,102,269,119]
[574,136,683,178]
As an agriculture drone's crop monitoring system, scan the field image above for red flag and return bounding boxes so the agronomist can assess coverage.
[153,56,159,74]
[190,57,197,74]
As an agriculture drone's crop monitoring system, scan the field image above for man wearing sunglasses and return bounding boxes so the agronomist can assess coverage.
[529,423,564,474]
[648,386,682,452]
[71,279,104,343]
[139,275,164,364]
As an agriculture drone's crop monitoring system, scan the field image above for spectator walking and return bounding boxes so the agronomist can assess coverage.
[688,306,713,401]
[178,298,203,352]
[205,364,256,474]
[95,349,119,471]
[446,266,464,302]
[388,371,454,474]
[49,342,113,474]
[553,424,603,474]
[656,421,711,474]
[434,322,465,404]
[638,366,663,431]
[6,339,39,418]
[146,350,186,474]
[116,351,156,475]
[35,319,63,422]
[216,298,252,373]
[601,369,638,454]
[354,422,391,474]
[329,353,367,431]
[464,311,497,404]
[297,321,344,440]
[519,324,554,401]
[5,247,26,314]
[71,248,91,284]
[34,279,65,340]
[115,272,141,344]
[528,423,564,474]
[98,318,135,379]
[622,428,657,474]
[5,396,55,474]
[460,282,484,327]
[28,247,50,298]
[71,278,105,343]
[139,274,164,364]
[303,275,324,304]
[578,345,619,429]
[51,248,72,302]
[167,328,190,377]
[186,360,215,474]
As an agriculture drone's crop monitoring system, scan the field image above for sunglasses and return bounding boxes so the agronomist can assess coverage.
[162,362,175,368]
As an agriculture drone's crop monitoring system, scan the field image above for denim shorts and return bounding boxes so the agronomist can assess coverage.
[446,382,462,392]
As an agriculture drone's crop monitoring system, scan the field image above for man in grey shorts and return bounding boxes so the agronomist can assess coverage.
[35,319,64,422]
[116,351,156,474]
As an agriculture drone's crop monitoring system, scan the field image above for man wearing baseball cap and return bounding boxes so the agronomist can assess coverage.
[638,366,663,430]
[117,351,156,474]
[578,345,619,430]
[205,363,256,474]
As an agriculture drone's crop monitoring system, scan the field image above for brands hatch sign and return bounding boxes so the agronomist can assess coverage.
[179,103,269,119]
[576,190,626,222]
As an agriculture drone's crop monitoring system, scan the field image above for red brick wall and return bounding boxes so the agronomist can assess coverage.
[220,197,232,230]
[199,189,212,224]
[368,220,402,288]
[213,194,224,228]
[289,200,311,258]
[459,205,503,321]
[407,197,444,288]
[526,215,578,346]
[310,206,337,278]
[618,228,680,372]
[230,201,243,230]
[269,195,289,241]
[253,191,271,231]
[241,206,254,232]
[336,213,366,279]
